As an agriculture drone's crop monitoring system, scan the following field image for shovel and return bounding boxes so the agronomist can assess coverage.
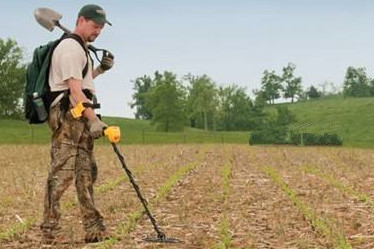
[34,7,112,63]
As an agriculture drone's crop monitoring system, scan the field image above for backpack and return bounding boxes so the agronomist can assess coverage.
[24,33,89,124]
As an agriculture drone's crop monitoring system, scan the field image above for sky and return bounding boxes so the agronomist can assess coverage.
[2,0,374,118]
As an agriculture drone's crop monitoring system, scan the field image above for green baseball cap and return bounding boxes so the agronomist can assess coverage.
[78,4,112,26]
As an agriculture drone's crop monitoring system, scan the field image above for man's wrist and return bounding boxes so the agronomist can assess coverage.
[95,66,105,75]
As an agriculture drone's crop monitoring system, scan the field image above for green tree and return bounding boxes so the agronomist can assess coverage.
[0,38,26,118]
[343,66,371,97]
[275,106,296,127]
[130,75,153,120]
[252,89,267,108]
[282,62,303,103]
[185,74,217,130]
[272,105,296,142]
[249,106,296,145]
[306,85,321,99]
[217,85,254,131]
[261,70,282,104]
[144,71,186,132]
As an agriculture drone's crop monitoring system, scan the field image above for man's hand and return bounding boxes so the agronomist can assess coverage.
[88,117,107,139]
[99,52,114,72]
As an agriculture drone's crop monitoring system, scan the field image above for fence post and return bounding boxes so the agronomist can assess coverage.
[30,125,34,144]
[300,132,304,146]
[142,129,145,144]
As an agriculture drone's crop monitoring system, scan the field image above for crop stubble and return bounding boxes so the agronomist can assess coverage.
[2,145,374,248]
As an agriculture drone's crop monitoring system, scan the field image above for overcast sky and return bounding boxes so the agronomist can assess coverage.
[2,0,374,118]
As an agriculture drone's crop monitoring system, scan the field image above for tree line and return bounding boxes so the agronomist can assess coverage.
[130,71,263,131]
[342,66,374,97]
[129,63,337,132]
[0,37,373,132]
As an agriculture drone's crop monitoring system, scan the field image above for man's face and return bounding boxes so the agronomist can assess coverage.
[79,17,104,42]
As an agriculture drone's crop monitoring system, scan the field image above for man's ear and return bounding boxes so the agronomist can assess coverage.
[76,16,86,26]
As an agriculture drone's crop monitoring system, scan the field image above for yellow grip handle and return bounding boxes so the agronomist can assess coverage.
[104,126,121,143]
[70,102,86,119]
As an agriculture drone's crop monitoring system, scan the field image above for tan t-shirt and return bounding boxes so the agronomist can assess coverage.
[49,38,94,93]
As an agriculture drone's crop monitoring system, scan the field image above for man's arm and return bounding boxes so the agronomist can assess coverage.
[67,77,106,139]
[92,67,105,79]
[67,77,97,121]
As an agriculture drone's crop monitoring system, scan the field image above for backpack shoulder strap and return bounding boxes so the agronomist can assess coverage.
[60,33,89,78]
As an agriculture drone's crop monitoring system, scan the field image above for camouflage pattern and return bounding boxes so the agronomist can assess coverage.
[40,102,106,240]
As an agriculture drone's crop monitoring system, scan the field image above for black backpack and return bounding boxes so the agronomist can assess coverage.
[24,33,89,124]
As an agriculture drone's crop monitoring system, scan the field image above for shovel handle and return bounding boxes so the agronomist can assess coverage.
[55,20,113,63]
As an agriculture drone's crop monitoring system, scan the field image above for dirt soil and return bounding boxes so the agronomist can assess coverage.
[1,145,374,248]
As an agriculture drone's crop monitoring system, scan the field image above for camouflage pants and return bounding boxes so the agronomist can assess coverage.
[40,102,105,237]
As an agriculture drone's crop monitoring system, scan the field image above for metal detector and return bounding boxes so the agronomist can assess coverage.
[111,143,181,243]
[34,8,112,63]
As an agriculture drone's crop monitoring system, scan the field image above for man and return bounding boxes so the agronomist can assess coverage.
[40,4,115,244]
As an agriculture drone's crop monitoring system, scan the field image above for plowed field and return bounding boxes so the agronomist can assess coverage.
[1,144,374,249]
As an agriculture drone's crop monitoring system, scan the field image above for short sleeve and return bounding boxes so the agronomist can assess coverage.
[54,39,87,81]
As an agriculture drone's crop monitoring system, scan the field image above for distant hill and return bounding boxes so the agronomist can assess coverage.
[266,96,374,148]
[3,96,374,147]
[0,117,248,144]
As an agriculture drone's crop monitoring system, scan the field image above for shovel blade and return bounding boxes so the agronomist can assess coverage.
[34,8,62,32]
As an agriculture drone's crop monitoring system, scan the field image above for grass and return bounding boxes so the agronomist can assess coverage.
[154,146,207,203]
[263,166,352,249]
[95,176,128,193]
[216,162,232,249]
[114,210,144,238]
[267,96,374,148]
[0,219,35,242]
[95,161,147,194]
[301,165,372,204]
[215,217,231,249]
[154,161,198,202]
[0,118,249,144]
[214,147,232,249]
[222,162,230,200]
